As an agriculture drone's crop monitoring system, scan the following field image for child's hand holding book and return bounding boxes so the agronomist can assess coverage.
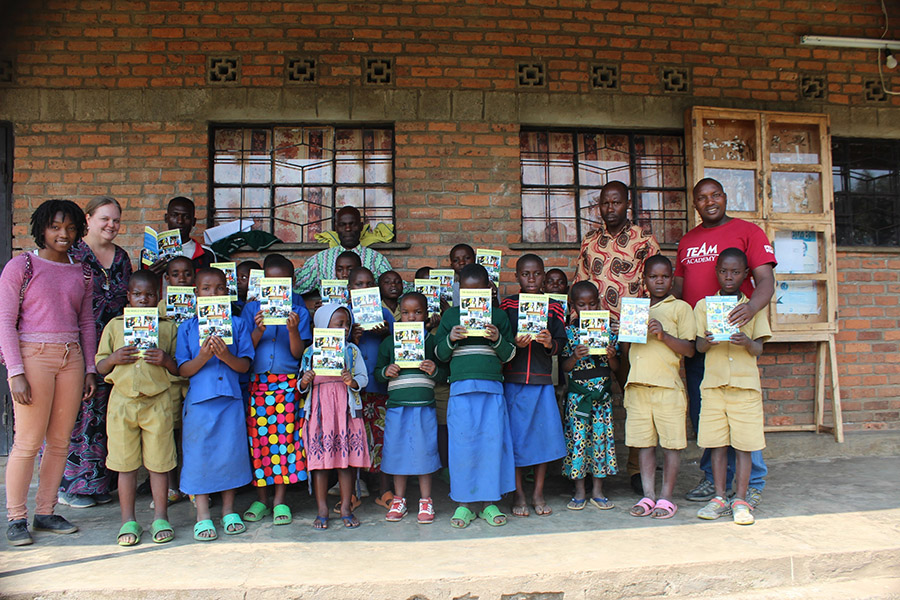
[383,364,401,378]
[419,359,436,376]
[485,323,500,342]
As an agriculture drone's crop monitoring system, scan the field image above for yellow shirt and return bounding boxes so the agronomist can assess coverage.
[626,295,695,390]
[95,316,178,399]
[694,293,771,392]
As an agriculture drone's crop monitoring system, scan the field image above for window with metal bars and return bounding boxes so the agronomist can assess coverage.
[209,125,395,244]
[519,129,688,245]
[832,137,900,247]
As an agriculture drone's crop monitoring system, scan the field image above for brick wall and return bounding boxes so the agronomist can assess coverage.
[1,0,899,432]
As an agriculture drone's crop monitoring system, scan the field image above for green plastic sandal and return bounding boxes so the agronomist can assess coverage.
[479,504,507,527]
[221,512,246,535]
[192,519,217,542]
[117,521,142,547]
[242,501,271,522]
[150,518,174,544]
[450,506,476,529]
[273,504,292,525]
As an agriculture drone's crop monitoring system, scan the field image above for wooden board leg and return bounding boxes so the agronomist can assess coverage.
[815,341,826,432]
[828,335,844,443]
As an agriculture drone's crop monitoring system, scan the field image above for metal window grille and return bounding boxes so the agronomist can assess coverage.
[520,129,688,244]
[209,125,395,243]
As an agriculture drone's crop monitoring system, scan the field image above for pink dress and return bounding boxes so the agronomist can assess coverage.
[302,376,370,471]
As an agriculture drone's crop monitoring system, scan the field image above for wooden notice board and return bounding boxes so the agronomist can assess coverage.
[685,106,843,441]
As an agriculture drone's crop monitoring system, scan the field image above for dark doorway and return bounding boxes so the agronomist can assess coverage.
[1,122,13,455]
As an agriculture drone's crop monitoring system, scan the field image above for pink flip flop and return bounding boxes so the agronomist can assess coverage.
[651,498,678,519]
[630,497,656,517]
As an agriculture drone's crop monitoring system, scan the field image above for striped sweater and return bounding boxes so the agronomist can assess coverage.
[432,306,516,383]
[374,332,448,407]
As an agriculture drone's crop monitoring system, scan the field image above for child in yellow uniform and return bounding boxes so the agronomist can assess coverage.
[96,271,179,546]
[622,256,695,519]
[694,248,771,526]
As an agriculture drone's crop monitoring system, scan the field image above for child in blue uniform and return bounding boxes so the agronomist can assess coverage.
[240,255,312,526]
[176,268,254,541]
[375,292,446,524]
[499,254,567,517]
[433,264,516,528]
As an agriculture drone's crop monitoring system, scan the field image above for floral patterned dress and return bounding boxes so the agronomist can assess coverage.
[560,325,618,480]
[60,240,132,496]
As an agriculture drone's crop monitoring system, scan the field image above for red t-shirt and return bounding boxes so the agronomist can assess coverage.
[675,218,777,308]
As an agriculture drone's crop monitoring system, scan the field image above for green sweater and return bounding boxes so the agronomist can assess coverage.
[432,306,516,383]
[374,333,449,407]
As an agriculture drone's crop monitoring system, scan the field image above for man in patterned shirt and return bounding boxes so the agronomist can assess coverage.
[293,206,393,295]
[573,180,661,495]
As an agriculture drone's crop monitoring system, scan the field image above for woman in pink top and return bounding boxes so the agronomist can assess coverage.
[0,200,98,547]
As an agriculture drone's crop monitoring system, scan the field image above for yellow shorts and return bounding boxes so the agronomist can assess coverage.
[169,379,188,428]
[624,384,687,450]
[106,388,177,473]
[697,386,765,452]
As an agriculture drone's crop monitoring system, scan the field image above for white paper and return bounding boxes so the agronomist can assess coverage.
[774,230,818,274]
[203,219,254,245]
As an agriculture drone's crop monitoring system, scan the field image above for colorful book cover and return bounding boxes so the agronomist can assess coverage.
[459,288,492,337]
[547,293,568,320]
[165,286,196,325]
[393,321,425,368]
[579,310,610,355]
[350,286,385,330]
[246,268,265,302]
[706,296,739,342]
[619,297,650,344]
[517,293,549,339]
[211,262,238,301]
[312,328,345,375]
[415,278,441,315]
[141,227,183,266]
[123,307,158,356]
[430,269,455,304]
[197,295,233,345]
[475,249,502,286]
[260,277,292,325]
[321,279,349,306]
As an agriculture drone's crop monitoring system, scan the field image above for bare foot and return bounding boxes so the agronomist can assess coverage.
[313,515,329,529]
[511,504,530,517]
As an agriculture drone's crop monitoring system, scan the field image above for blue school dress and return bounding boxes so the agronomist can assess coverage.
[176,316,255,495]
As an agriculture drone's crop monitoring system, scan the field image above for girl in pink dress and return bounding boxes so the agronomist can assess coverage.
[299,303,370,530]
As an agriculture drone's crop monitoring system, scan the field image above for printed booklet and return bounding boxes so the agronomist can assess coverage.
[321,279,349,306]
[260,277,292,325]
[393,321,425,368]
[350,286,385,330]
[140,227,182,266]
[475,248,502,286]
[312,328,345,375]
[197,296,233,345]
[123,307,158,356]
[706,296,739,342]
[578,310,610,355]
[517,293,549,340]
[618,297,650,344]
[246,268,265,302]
[415,278,441,315]
[210,262,238,301]
[459,288,492,336]
[430,269,455,304]
[165,286,196,325]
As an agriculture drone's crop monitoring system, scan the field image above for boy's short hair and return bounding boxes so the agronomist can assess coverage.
[399,291,428,312]
[195,267,226,284]
[378,270,402,284]
[717,247,748,269]
[414,266,432,279]
[348,266,374,281]
[458,263,490,287]
[237,259,261,273]
[643,254,673,275]
[166,256,194,274]
[264,255,293,273]
[570,280,599,299]
[450,243,475,258]
[31,199,87,248]
[516,253,544,272]
[167,196,195,213]
[336,250,362,264]
[301,288,321,300]
[129,269,160,291]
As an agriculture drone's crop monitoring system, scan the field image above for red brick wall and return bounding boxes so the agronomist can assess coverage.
[3,0,899,432]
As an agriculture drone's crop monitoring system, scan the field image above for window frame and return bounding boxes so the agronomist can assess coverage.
[206,122,398,249]
[831,136,900,251]
[518,126,689,249]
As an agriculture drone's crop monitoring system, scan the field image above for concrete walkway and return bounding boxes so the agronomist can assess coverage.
[1,434,899,599]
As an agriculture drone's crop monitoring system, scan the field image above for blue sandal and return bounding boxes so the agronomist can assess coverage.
[221,513,246,535]
[193,519,217,541]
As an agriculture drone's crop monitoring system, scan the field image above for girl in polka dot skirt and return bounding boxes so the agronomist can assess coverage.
[239,257,312,527]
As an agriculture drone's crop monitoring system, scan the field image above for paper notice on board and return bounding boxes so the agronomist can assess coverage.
[774,231,818,274]
[776,281,820,315]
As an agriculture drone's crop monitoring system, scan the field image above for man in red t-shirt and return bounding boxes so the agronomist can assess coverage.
[673,178,776,509]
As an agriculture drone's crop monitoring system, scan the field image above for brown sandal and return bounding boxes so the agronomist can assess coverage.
[374,490,394,509]
[332,494,361,515]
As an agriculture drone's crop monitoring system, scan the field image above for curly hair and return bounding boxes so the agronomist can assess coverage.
[30,199,87,249]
